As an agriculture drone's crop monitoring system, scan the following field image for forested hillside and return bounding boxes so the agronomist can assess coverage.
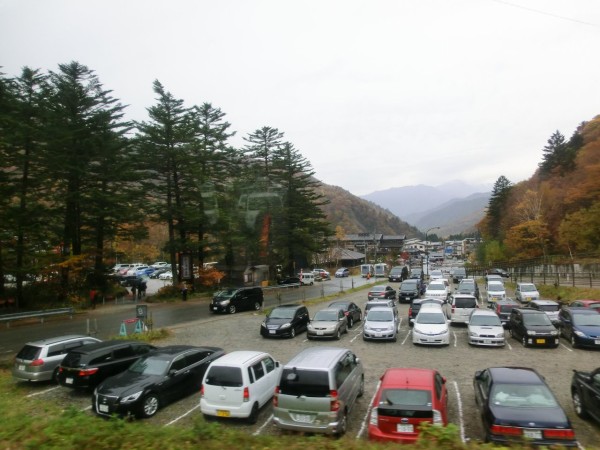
[478,115,600,263]
[318,184,422,237]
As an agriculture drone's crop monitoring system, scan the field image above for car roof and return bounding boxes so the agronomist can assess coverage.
[453,294,476,299]
[564,307,600,314]
[487,367,544,384]
[530,300,558,306]
[67,340,141,354]
[516,308,546,315]
[487,280,504,286]
[284,347,350,370]
[381,368,438,388]
[470,309,497,317]
[24,334,92,347]
[210,350,270,366]
[517,282,536,286]
[496,298,519,305]
[148,345,221,357]
[413,297,444,305]
[367,306,394,313]
[273,303,303,309]
[419,303,444,311]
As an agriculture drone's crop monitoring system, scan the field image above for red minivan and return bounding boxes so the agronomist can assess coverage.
[368,368,448,443]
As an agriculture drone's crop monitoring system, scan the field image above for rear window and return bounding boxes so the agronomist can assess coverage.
[279,368,330,397]
[205,366,243,387]
[61,351,85,367]
[455,298,477,308]
[377,389,433,418]
[499,305,517,313]
[537,305,559,312]
[16,345,42,360]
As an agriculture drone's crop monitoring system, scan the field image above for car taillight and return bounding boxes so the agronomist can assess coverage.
[544,428,575,440]
[30,359,44,367]
[273,386,280,407]
[369,408,378,425]
[329,390,340,411]
[78,367,99,377]
[243,386,250,402]
[433,409,443,425]
[490,425,522,436]
[408,307,413,316]
[200,384,204,398]
[452,306,455,313]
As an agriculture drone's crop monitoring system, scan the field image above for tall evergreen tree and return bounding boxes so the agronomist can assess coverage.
[243,126,284,179]
[485,175,512,241]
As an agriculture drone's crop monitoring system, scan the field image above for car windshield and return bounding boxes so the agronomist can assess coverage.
[367,310,394,321]
[214,289,236,299]
[329,302,348,309]
[470,315,501,326]
[491,383,558,407]
[520,285,537,292]
[269,308,295,319]
[488,284,504,292]
[314,310,339,321]
[427,284,445,291]
[524,314,552,326]
[573,314,600,326]
[128,356,170,376]
[417,312,446,324]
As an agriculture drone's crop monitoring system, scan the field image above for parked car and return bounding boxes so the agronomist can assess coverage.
[485,274,504,286]
[210,287,263,314]
[450,294,479,325]
[467,309,505,347]
[158,270,173,280]
[515,282,540,303]
[473,367,576,447]
[201,351,281,423]
[408,297,446,324]
[299,272,315,285]
[488,268,510,278]
[328,300,362,328]
[570,299,600,309]
[451,267,466,284]
[57,341,156,390]
[456,278,480,300]
[363,307,399,342]
[411,304,450,346]
[398,279,421,304]
[388,266,406,282]
[409,267,424,281]
[149,267,170,278]
[13,335,101,383]
[571,367,600,424]
[365,299,398,318]
[150,261,169,269]
[93,345,224,418]
[273,347,364,435]
[312,268,330,280]
[429,269,444,281]
[307,308,348,340]
[424,280,449,303]
[508,309,559,348]
[367,284,396,301]
[486,281,506,303]
[487,298,520,327]
[558,307,600,349]
[260,304,309,338]
[334,267,350,278]
[526,299,560,324]
[368,368,448,443]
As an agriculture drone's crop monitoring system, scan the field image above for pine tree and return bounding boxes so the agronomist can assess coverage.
[485,175,513,240]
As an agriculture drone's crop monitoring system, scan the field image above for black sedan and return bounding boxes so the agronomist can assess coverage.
[92,345,224,418]
[328,300,362,328]
[260,304,309,338]
[367,285,397,301]
[473,367,577,447]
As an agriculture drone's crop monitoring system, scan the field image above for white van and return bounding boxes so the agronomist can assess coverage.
[200,351,281,423]
[300,272,315,285]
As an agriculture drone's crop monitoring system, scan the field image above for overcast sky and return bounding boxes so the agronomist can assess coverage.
[2,0,599,196]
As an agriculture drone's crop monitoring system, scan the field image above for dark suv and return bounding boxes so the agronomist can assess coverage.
[210,287,263,314]
[58,340,156,390]
[260,304,310,338]
[488,298,519,327]
[508,309,559,348]
[398,279,421,304]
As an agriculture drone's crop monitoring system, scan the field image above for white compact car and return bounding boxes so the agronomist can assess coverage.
[200,351,281,423]
[515,282,540,303]
[486,281,506,303]
[467,309,505,346]
[411,304,450,346]
[424,280,449,303]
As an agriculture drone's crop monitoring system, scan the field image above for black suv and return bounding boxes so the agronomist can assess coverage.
[210,287,263,314]
[398,279,421,304]
[58,340,156,390]
[508,308,559,348]
[260,304,310,338]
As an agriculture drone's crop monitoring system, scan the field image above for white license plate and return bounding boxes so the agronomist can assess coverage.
[293,413,314,423]
[397,424,414,433]
[317,331,324,335]
[18,365,25,371]
[523,429,542,439]
[595,340,600,345]
[212,306,218,310]
[98,404,109,413]
[483,339,491,344]
[269,330,276,334]
[65,377,73,384]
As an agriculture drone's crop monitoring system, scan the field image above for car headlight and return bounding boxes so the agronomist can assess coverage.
[121,390,143,403]
[550,330,558,336]
[220,300,230,306]
[496,332,504,338]
[469,331,478,337]
[280,323,291,329]
[261,322,266,328]
[574,330,586,337]
[527,330,536,336]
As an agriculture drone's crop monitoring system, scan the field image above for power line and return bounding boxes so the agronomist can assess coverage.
[489,0,600,28]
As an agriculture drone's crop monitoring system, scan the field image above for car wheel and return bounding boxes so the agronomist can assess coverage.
[521,336,527,348]
[253,301,261,311]
[228,304,236,314]
[247,402,259,424]
[571,335,578,349]
[358,376,365,397]
[290,327,296,339]
[336,329,341,340]
[52,367,60,384]
[141,393,160,418]
[348,317,354,328]
[336,410,347,437]
[572,390,589,419]
[357,312,362,323]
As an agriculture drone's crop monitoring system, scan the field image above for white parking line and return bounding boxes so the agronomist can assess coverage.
[453,331,458,347]
[356,380,380,439]
[506,341,512,350]
[560,343,573,352]
[163,404,200,427]
[401,329,412,345]
[80,405,92,411]
[451,380,466,442]
[252,413,273,436]
[577,440,586,450]
[25,386,60,398]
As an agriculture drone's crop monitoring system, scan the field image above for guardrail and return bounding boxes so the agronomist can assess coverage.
[0,307,74,328]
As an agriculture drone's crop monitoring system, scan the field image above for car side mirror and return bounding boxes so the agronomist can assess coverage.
[168,369,177,376]
[474,370,483,380]
[275,361,280,367]
[410,318,415,324]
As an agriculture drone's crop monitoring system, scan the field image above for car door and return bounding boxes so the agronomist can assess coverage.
[295,307,310,332]
[559,309,573,340]
[435,372,448,424]
[160,354,192,403]
[509,311,523,339]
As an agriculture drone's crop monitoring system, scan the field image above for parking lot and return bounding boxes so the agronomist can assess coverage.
[9,278,600,448]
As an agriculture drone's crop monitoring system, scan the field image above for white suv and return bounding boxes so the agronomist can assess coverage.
[486,281,506,303]
[200,351,281,423]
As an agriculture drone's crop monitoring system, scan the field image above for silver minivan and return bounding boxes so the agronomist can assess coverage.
[13,334,101,382]
[273,347,364,435]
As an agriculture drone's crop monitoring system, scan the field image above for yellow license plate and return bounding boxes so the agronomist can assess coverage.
[535,338,546,344]
[216,410,230,417]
